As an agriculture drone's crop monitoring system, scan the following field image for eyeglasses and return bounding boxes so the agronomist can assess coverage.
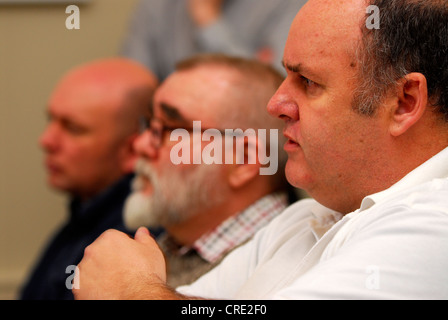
[139,117,229,149]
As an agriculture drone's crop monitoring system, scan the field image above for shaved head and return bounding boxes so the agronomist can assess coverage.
[41,58,158,199]
[54,58,158,138]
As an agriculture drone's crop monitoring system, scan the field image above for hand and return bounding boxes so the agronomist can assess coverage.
[74,227,167,300]
[187,0,224,27]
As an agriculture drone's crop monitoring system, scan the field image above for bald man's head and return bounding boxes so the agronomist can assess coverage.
[55,58,158,138]
[40,58,158,200]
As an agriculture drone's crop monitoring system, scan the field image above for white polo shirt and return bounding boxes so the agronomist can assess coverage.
[177,147,448,299]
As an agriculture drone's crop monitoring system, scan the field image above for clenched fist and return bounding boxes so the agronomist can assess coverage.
[74,227,168,300]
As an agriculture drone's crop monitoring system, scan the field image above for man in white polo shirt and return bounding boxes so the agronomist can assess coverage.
[74,0,448,300]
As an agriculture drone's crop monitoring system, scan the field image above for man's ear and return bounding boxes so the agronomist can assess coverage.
[227,137,261,189]
[389,73,428,137]
[119,133,139,174]
[228,163,261,189]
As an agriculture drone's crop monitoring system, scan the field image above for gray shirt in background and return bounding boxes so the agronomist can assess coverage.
[121,0,307,80]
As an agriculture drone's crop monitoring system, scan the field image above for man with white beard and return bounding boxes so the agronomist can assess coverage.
[123,54,296,287]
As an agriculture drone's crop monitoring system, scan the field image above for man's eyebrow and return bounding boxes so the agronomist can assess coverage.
[282,60,299,72]
[282,60,318,79]
[159,102,187,122]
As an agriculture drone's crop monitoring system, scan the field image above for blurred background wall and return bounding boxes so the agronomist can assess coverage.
[0,0,139,299]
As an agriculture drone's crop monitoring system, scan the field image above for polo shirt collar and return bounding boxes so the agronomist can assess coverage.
[308,147,448,239]
[360,146,448,212]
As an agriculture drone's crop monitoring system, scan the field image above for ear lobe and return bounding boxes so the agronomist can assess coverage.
[227,136,261,189]
[390,73,428,137]
[228,163,260,189]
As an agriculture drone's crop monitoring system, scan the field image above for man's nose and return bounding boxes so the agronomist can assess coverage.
[133,130,159,160]
[267,80,300,122]
[39,123,59,153]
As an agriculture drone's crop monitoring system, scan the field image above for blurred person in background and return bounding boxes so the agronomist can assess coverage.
[20,58,158,300]
[121,0,308,80]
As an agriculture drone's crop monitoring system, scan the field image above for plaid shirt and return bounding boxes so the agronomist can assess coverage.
[157,192,289,287]
[193,192,288,263]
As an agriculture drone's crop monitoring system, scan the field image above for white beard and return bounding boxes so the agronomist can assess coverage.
[123,189,158,231]
[123,159,225,231]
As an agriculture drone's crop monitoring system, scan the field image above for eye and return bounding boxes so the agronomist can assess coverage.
[61,119,87,135]
[300,76,316,88]
[299,76,322,96]
[139,116,150,133]
[66,123,86,135]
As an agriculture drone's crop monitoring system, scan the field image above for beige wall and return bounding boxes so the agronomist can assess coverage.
[0,0,139,299]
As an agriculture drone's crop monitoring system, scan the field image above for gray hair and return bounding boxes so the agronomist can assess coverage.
[353,0,448,120]
[176,54,288,185]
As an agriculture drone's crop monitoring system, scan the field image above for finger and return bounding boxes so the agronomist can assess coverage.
[134,226,152,244]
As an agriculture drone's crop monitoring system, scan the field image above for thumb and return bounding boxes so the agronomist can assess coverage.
[134,227,153,244]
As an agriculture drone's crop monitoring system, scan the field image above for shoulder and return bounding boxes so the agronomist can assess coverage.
[354,178,448,234]
[274,180,448,299]
[329,178,448,265]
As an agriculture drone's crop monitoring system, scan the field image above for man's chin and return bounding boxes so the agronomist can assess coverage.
[47,179,75,196]
[123,191,160,231]
[285,160,311,190]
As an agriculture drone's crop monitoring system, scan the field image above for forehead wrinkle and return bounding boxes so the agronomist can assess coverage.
[284,0,365,82]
